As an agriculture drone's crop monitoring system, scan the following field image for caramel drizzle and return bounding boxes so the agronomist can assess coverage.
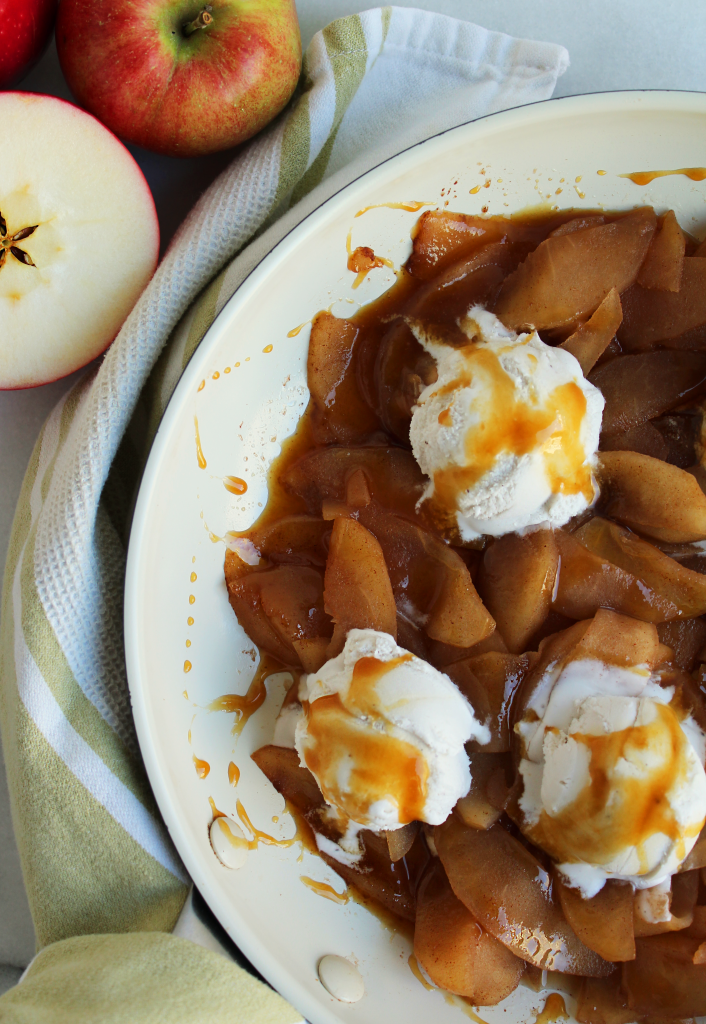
[208,655,281,736]
[620,167,706,186]
[354,200,434,217]
[300,875,350,904]
[194,416,207,469]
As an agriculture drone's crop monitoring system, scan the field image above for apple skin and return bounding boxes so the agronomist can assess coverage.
[0,0,57,87]
[56,0,301,158]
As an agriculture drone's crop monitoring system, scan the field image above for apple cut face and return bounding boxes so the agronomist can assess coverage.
[0,92,159,389]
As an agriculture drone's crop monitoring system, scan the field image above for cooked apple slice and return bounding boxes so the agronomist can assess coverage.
[407,209,509,279]
[619,257,706,350]
[320,829,429,922]
[555,875,635,961]
[494,208,656,331]
[571,606,661,667]
[307,311,379,441]
[408,242,523,324]
[447,654,530,752]
[373,320,439,441]
[479,531,559,654]
[575,973,639,1024]
[574,517,706,618]
[324,517,397,655]
[251,744,324,816]
[414,858,525,1003]
[454,752,512,828]
[291,637,330,673]
[225,554,330,664]
[589,350,706,436]
[600,421,669,461]
[248,515,331,567]
[0,93,159,389]
[551,528,679,623]
[637,209,685,292]
[281,445,426,520]
[598,451,706,542]
[561,288,622,374]
[435,815,614,976]
[550,214,607,237]
[353,504,495,649]
[622,934,706,1017]
[384,821,419,863]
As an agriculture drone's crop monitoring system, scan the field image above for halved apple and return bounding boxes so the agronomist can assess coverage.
[0,92,159,389]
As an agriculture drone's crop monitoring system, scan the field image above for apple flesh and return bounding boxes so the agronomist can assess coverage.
[0,92,159,390]
[0,0,57,87]
[56,0,301,158]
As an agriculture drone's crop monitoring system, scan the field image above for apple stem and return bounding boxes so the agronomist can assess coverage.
[182,6,213,36]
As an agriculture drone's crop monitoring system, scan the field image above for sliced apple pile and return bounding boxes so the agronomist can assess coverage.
[0,92,158,389]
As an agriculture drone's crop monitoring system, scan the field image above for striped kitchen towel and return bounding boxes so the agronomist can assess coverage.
[0,8,567,1021]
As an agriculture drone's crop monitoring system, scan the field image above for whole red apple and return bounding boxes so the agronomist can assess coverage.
[0,0,57,87]
[56,0,301,158]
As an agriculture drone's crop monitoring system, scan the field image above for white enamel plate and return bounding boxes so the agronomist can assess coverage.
[125,92,706,1024]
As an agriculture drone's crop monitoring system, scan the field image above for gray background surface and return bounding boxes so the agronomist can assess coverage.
[2,0,706,992]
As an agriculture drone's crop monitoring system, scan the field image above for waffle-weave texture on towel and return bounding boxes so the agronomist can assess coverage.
[0,6,567,1017]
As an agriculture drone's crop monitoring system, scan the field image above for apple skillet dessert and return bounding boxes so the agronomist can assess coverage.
[225,204,706,1018]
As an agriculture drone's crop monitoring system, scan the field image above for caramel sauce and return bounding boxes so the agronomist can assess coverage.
[208,796,226,818]
[443,993,491,1023]
[214,816,249,853]
[304,694,428,823]
[228,761,240,786]
[354,200,434,217]
[193,755,210,779]
[300,875,350,904]
[620,167,706,186]
[208,654,279,736]
[287,321,308,338]
[532,993,569,1024]
[407,952,436,991]
[529,702,702,870]
[302,654,428,824]
[345,230,395,289]
[235,798,299,850]
[193,416,207,469]
[429,344,592,511]
[223,475,248,495]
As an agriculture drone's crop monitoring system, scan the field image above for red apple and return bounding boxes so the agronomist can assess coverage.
[0,0,57,87]
[0,93,159,389]
[55,0,301,158]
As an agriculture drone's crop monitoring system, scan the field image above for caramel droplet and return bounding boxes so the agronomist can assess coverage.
[287,322,307,338]
[224,476,248,495]
[193,755,210,779]
[184,660,192,673]
[228,762,240,786]
[189,595,195,605]
[263,344,273,353]
[197,379,205,392]
[187,616,194,626]
[190,572,197,582]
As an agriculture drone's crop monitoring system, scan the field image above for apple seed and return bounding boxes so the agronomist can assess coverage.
[0,210,38,270]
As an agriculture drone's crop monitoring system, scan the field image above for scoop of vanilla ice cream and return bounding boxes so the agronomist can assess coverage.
[408,306,604,540]
[294,629,489,839]
[517,657,706,897]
